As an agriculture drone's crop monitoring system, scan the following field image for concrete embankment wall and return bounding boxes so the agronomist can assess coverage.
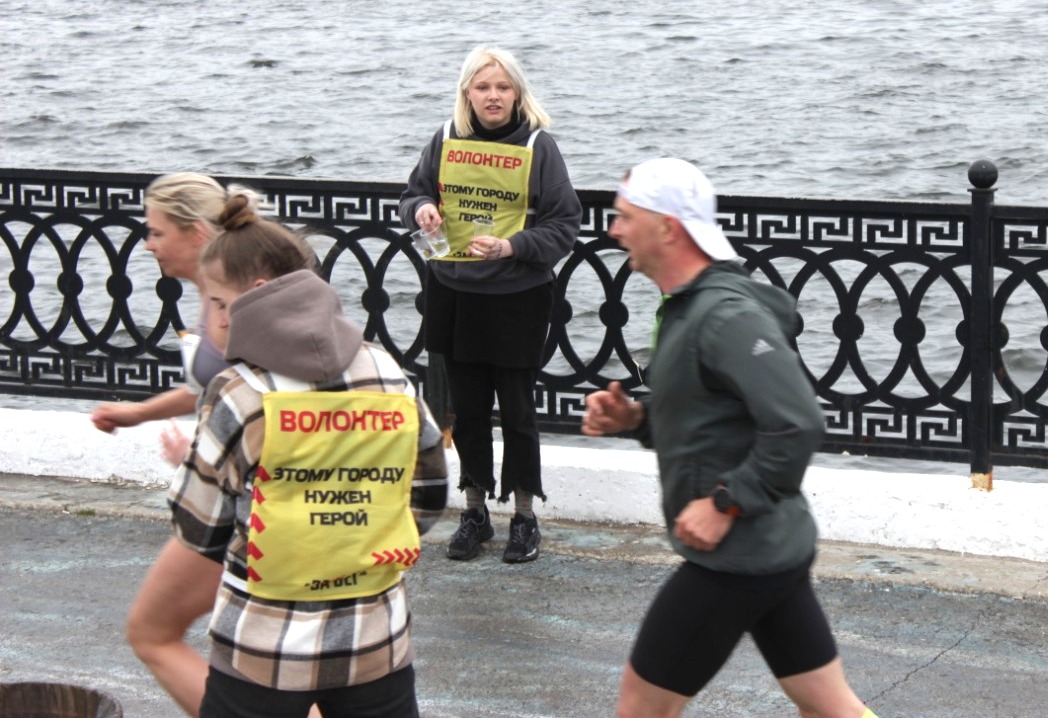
[1,407,1044,563]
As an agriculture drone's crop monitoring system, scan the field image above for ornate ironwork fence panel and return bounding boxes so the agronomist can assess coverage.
[2,166,1047,470]
[989,201,1048,466]
[721,195,975,463]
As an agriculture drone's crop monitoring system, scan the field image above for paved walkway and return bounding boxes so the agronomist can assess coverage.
[2,473,1048,716]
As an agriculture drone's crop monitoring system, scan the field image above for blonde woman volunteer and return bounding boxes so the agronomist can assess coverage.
[400,45,581,563]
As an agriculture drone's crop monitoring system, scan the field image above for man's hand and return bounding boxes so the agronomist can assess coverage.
[673,498,734,552]
[581,381,643,436]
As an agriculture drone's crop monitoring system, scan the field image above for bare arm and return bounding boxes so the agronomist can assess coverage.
[91,386,198,433]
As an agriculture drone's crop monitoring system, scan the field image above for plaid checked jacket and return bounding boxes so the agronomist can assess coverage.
[169,343,448,691]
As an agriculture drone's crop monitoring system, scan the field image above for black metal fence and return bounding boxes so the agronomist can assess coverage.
[3,164,1047,478]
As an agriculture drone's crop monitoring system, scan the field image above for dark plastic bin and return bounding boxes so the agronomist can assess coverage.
[0,683,122,718]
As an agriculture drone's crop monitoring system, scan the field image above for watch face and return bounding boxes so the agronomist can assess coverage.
[713,486,739,515]
[713,488,732,511]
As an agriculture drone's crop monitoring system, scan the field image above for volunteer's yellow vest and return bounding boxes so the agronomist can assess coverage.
[435,120,540,261]
[231,366,420,601]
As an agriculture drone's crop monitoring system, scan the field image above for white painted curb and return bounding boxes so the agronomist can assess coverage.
[1,407,1044,563]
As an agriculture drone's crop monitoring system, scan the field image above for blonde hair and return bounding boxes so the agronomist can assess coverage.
[144,172,261,237]
[453,45,551,138]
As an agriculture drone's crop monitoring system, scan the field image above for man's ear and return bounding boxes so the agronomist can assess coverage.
[252,278,268,289]
[664,215,688,244]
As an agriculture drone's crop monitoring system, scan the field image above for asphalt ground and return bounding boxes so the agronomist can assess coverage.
[2,473,1048,717]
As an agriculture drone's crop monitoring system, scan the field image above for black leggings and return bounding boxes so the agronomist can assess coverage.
[199,665,417,718]
[630,554,838,696]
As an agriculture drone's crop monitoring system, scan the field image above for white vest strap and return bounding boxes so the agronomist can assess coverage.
[232,364,311,394]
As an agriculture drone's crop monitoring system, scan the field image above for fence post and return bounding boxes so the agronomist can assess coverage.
[967,158,997,491]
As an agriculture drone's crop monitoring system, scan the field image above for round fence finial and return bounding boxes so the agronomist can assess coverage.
[968,159,998,189]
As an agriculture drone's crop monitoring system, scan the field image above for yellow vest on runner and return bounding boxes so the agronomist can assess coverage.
[230,365,421,601]
[435,120,540,261]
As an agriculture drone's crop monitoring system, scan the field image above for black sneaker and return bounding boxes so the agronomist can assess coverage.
[502,513,541,563]
[446,506,495,560]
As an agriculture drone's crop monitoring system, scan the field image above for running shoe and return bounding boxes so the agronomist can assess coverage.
[446,506,494,560]
[502,513,541,563]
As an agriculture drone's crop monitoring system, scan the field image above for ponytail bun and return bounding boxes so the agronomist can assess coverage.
[219,193,259,231]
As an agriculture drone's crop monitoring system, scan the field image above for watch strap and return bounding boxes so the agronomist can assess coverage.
[712,485,742,517]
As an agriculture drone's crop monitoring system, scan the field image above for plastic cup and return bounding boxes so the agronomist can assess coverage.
[410,226,450,260]
[471,217,495,238]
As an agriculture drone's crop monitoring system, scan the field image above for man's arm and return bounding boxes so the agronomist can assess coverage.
[700,306,824,516]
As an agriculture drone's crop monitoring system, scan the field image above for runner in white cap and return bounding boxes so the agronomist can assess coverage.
[583,158,878,718]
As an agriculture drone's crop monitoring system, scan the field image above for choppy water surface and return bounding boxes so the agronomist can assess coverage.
[2,0,1047,481]
[3,0,1046,201]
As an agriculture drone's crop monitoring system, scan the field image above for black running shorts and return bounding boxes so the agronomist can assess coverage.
[629,553,838,696]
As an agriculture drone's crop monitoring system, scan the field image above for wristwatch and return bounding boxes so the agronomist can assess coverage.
[711,484,742,517]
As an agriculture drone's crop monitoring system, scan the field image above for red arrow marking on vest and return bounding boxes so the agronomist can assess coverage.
[249,513,266,533]
[252,486,266,504]
[372,547,422,566]
[256,466,272,482]
[247,567,263,582]
[371,550,398,566]
[247,542,263,560]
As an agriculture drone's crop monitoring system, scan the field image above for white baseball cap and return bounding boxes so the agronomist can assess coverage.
[618,158,737,261]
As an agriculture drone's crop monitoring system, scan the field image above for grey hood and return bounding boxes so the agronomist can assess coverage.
[225,269,364,383]
[684,261,800,339]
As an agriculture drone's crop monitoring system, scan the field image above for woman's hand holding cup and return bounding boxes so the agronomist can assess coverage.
[468,217,513,260]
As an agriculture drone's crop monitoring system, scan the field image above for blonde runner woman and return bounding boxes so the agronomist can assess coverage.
[117,175,331,717]
[92,173,230,440]
[107,173,245,717]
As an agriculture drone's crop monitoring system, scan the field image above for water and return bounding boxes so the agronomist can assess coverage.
[2,0,1047,482]
[3,0,1046,202]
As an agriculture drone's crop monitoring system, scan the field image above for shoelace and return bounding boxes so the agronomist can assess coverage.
[509,522,530,544]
